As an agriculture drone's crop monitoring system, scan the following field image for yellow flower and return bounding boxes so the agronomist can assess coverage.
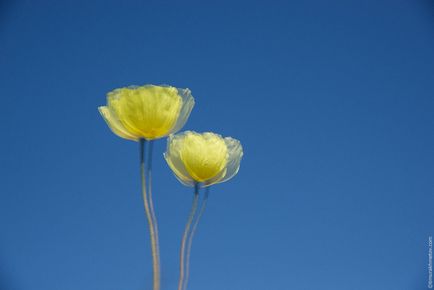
[164,131,243,187]
[98,85,195,140]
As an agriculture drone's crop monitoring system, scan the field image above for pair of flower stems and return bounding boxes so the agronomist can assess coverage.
[139,139,206,290]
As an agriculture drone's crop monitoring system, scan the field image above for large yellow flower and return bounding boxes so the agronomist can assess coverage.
[164,131,243,187]
[98,85,195,140]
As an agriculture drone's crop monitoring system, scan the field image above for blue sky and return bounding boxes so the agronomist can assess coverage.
[0,0,433,289]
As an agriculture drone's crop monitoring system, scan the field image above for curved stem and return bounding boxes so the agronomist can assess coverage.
[182,187,209,290]
[140,139,160,290]
[146,141,161,273]
[178,183,200,290]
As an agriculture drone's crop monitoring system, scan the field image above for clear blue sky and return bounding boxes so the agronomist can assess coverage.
[1,0,433,289]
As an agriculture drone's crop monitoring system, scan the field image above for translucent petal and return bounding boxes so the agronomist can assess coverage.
[180,132,228,182]
[98,106,139,141]
[107,85,184,140]
[203,166,227,187]
[164,134,195,187]
[169,88,195,134]
[208,137,243,185]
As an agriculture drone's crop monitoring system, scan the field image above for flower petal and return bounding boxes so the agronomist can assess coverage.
[180,132,228,182]
[203,166,227,187]
[169,88,195,134]
[164,134,195,187]
[98,106,138,141]
[213,137,243,184]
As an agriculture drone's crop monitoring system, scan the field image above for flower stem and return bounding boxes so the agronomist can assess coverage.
[178,183,200,290]
[182,187,209,290]
[140,139,160,290]
[146,140,161,275]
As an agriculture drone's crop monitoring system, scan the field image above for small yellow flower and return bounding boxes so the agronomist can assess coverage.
[164,131,243,187]
[99,85,195,140]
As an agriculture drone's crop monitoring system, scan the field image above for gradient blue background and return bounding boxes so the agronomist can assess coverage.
[1,0,433,289]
